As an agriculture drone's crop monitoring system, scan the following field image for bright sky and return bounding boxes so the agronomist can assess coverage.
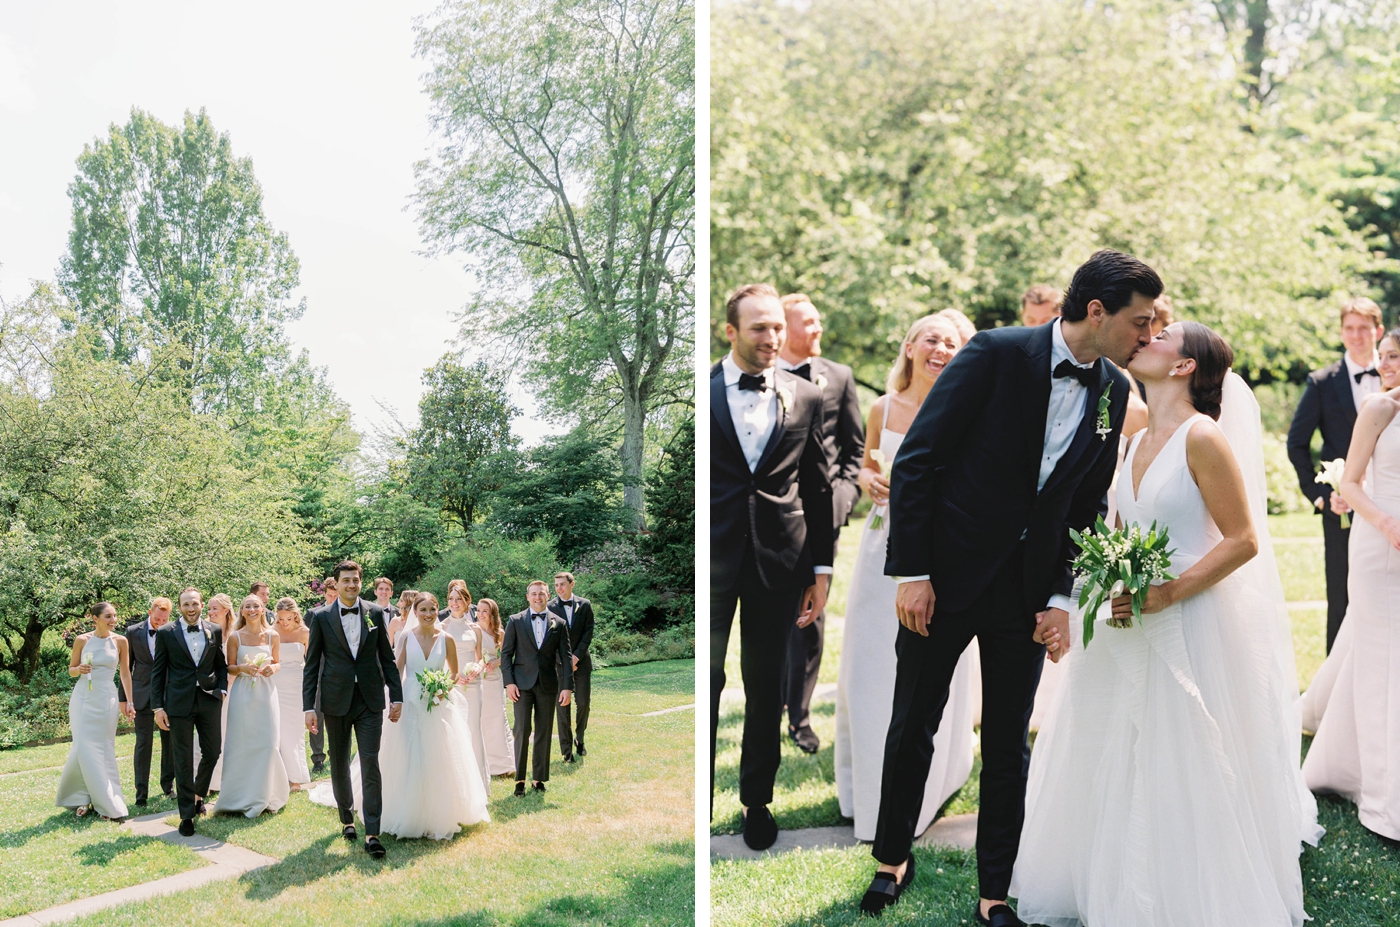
[0,0,554,444]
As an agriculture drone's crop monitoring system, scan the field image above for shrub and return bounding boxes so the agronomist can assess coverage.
[417,530,562,615]
[1264,431,1311,515]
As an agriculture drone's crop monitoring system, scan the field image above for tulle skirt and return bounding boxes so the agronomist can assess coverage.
[379,688,490,839]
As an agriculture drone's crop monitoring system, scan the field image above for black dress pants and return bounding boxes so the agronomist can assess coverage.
[557,665,590,756]
[710,553,805,809]
[168,691,223,822]
[1322,507,1350,652]
[514,683,558,782]
[782,609,823,736]
[325,685,385,835]
[132,707,174,801]
[872,544,1045,901]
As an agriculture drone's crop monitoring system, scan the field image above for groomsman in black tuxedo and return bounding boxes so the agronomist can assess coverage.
[777,293,863,755]
[372,577,400,620]
[152,588,228,836]
[250,582,273,626]
[711,283,834,850]
[1288,297,1387,652]
[502,580,574,794]
[548,571,593,761]
[304,574,338,775]
[121,596,174,806]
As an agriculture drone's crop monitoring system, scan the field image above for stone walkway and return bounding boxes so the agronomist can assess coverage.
[710,812,977,860]
[641,703,695,717]
[0,811,279,927]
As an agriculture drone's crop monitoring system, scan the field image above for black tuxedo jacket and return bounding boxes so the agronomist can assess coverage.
[799,357,866,530]
[885,323,1129,614]
[1287,356,1360,509]
[501,609,574,693]
[118,620,159,710]
[150,620,229,717]
[710,361,834,593]
[302,601,403,716]
[547,595,594,673]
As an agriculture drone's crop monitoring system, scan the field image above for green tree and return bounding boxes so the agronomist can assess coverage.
[638,414,693,623]
[406,357,518,535]
[414,0,695,525]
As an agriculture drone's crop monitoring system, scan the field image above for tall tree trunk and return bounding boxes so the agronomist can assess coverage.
[621,383,646,529]
[16,613,45,685]
[1243,0,1270,103]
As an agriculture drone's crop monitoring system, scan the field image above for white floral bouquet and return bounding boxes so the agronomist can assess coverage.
[460,660,487,684]
[1315,458,1349,528]
[244,651,271,685]
[81,655,92,690]
[1069,516,1177,647]
[867,448,894,531]
[417,668,456,711]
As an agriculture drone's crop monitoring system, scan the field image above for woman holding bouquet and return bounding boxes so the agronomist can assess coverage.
[475,598,517,775]
[214,595,289,817]
[379,593,490,839]
[1300,327,1400,840]
[833,313,981,842]
[56,602,136,820]
[271,598,311,789]
[441,593,491,791]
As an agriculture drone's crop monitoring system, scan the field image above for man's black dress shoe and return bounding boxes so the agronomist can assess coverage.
[532,781,547,793]
[742,805,779,851]
[514,781,526,797]
[177,819,195,837]
[342,824,357,841]
[365,836,385,859]
[859,856,915,916]
[134,798,148,808]
[562,754,575,763]
[193,798,206,816]
[789,726,820,754]
[972,903,1026,927]
[312,762,325,776]
[163,790,175,799]
[576,740,586,757]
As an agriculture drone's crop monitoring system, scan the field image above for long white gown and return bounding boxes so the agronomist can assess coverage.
[214,643,290,817]
[479,632,517,776]
[834,408,981,841]
[55,635,128,819]
[273,640,310,786]
[379,630,490,839]
[441,615,491,791]
[1300,405,1400,839]
[1013,408,1321,927]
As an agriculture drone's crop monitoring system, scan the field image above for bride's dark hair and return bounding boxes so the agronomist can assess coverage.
[1179,321,1234,420]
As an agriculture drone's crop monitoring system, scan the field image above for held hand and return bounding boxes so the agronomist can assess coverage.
[559,689,572,707]
[1033,608,1071,663]
[120,701,135,722]
[571,654,579,671]
[1110,584,1173,622]
[506,684,520,702]
[388,702,402,723]
[155,708,169,732]
[895,580,935,636]
[1330,491,1353,516]
[76,663,91,675]
[797,575,831,628]
[304,711,318,735]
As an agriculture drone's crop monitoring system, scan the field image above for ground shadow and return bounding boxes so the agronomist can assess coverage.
[1,809,101,848]
[74,833,162,866]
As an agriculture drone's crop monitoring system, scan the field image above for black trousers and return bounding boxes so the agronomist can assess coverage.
[325,685,385,835]
[872,544,1045,901]
[1323,508,1351,652]
[168,691,223,822]
[132,707,174,802]
[782,609,824,736]
[557,665,590,756]
[514,683,558,782]
[710,553,805,809]
[308,686,326,767]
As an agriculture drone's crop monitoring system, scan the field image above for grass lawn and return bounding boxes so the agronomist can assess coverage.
[5,659,694,927]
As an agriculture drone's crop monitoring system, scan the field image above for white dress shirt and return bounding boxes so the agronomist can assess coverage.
[530,612,548,648]
[182,619,205,664]
[722,353,778,472]
[559,600,575,627]
[339,602,362,659]
[145,619,158,659]
[1344,351,1382,412]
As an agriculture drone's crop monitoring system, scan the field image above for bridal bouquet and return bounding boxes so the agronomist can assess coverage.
[867,448,894,531]
[244,651,271,685]
[417,668,456,711]
[1070,515,1177,647]
[1315,459,1349,528]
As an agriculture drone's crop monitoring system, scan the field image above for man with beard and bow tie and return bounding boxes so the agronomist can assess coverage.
[501,580,574,795]
[775,293,864,756]
[1288,296,1387,652]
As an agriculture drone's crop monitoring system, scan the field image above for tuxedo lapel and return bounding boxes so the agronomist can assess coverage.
[1020,326,1053,491]
[1330,363,1358,431]
[753,370,791,474]
[1043,362,1108,494]
[328,607,352,656]
[711,367,743,461]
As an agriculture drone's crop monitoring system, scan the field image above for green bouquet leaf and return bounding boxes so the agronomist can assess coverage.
[1069,516,1177,648]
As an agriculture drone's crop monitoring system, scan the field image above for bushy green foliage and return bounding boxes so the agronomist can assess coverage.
[639,415,694,626]
[416,530,562,616]
[0,638,98,748]
[1264,431,1313,515]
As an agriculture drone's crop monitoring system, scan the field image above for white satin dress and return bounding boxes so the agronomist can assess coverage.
[55,635,128,819]
[213,643,289,816]
[442,615,491,792]
[273,640,310,785]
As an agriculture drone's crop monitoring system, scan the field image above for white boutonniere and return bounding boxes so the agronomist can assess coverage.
[776,385,793,412]
[813,373,828,391]
[1095,384,1112,440]
[203,628,211,644]
[363,614,374,634]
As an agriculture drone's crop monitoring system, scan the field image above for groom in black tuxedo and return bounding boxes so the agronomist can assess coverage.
[151,588,228,836]
[120,596,174,806]
[711,283,833,851]
[501,580,574,794]
[861,250,1161,925]
[303,560,402,859]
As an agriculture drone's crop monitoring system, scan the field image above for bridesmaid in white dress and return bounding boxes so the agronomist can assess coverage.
[272,598,311,789]
[200,593,236,792]
[441,596,491,791]
[834,314,982,841]
[214,596,289,817]
[474,599,518,776]
[380,595,490,839]
[56,602,136,820]
[1301,327,1400,840]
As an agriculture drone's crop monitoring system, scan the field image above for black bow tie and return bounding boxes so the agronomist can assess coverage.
[185,623,202,634]
[1356,367,1380,383]
[737,372,769,392]
[789,363,812,381]
[1053,359,1097,388]
[340,605,359,616]
[531,612,545,620]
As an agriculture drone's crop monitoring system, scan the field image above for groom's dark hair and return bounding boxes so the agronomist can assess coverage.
[1060,250,1163,322]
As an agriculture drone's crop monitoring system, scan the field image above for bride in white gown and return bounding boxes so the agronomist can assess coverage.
[1013,322,1321,927]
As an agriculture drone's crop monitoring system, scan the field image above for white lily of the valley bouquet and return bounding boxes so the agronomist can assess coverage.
[1315,458,1349,528]
[244,651,271,685]
[81,655,92,690]
[867,448,895,531]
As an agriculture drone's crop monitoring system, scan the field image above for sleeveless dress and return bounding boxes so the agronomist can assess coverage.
[1013,415,1320,927]
[379,630,490,839]
[214,641,290,816]
[55,635,128,819]
[833,399,981,841]
[479,631,517,775]
[442,615,491,791]
[273,640,310,785]
[1300,404,1400,838]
